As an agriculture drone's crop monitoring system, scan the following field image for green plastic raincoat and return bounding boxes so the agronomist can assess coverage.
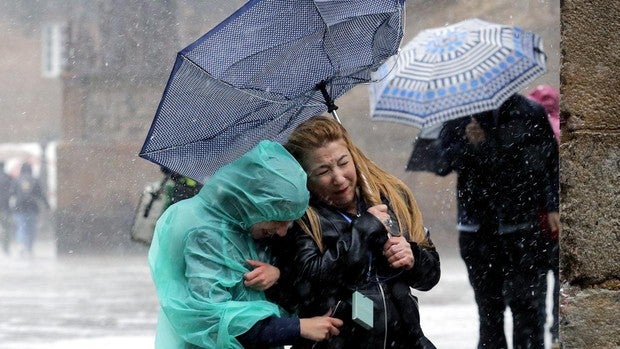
[148,140,309,348]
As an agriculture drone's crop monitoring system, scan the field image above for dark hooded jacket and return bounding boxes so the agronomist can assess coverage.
[10,163,48,214]
[436,94,559,234]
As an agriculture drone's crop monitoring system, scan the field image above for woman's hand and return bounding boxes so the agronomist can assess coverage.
[299,311,343,342]
[383,236,415,270]
[366,204,393,232]
[243,259,280,291]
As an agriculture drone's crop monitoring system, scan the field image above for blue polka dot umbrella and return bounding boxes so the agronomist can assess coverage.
[140,0,405,183]
[369,18,547,129]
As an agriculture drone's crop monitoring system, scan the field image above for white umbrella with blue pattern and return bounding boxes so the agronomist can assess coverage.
[369,18,547,129]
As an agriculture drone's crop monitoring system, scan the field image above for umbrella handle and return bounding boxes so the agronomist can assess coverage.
[317,80,339,115]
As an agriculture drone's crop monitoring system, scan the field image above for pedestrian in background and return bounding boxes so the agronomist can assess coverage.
[0,161,14,255]
[435,94,560,349]
[528,84,562,346]
[9,162,49,257]
[159,166,203,211]
[528,85,561,143]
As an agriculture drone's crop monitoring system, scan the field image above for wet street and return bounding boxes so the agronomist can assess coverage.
[0,237,555,349]
[0,239,157,349]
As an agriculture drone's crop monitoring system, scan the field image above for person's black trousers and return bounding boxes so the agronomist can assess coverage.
[460,228,546,349]
[459,229,508,349]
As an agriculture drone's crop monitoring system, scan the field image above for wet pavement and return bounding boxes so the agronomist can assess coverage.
[0,238,555,349]
[0,239,157,349]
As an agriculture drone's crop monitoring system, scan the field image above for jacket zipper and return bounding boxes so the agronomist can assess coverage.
[376,275,388,349]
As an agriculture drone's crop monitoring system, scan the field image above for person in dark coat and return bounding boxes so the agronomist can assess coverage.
[528,85,561,345]
[275,116,440,349]
[9,163,49,257]
[435,94,560,349]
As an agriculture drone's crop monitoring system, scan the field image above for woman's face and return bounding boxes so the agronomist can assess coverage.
[303,140,358,212]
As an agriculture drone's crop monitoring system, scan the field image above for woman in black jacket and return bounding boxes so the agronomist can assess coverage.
[277,116,440,349]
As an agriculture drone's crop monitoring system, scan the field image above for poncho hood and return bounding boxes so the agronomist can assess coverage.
[148,140,308,348]
[199,140,310,230]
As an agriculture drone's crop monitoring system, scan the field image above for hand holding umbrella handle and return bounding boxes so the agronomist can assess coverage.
[465,117,486,145]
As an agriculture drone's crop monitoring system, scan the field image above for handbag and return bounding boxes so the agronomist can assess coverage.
[130,175,170,245]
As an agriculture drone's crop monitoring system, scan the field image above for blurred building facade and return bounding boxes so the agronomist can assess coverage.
[0,1,247,253]
[1,0,561,254]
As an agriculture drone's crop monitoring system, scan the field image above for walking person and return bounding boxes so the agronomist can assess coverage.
[9,163,49,257]
[435,115,506,348]
[276,116,440,349]
[0,161,14,255]
[435,94,560,349]
[148,140,342,348]
[528,84,562,346]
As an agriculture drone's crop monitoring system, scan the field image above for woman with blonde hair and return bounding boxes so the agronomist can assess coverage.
[276,116,440,349]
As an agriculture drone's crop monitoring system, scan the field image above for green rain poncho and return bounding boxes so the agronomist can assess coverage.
[148,140,309,348]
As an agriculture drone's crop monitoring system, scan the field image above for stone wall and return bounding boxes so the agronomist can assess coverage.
[0,2,63,143]
[559,0,620,347]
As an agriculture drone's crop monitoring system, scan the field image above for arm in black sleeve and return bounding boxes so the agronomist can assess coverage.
[237,315,300,347]
[435,120,462,176]
[262,234,301,313]
[35,181,50,209]
[524,100,560,212]
[436,117,496,176]
[404,241,441,291]
[541,115,560,212]
[544,140,560,212]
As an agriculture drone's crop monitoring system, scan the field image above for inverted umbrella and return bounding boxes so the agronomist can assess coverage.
[140,0,405,183]
[369,18,547,129]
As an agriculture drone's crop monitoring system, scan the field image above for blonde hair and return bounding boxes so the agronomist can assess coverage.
[285,116,429,252]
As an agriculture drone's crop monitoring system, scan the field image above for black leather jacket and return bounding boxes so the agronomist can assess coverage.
[271,198,440,349]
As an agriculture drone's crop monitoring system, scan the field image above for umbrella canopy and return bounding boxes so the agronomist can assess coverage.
[369,18,547,129]
[140,0,405,183]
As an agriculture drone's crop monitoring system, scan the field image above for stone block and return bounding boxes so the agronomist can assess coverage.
[560,133,620,284]
[560,285,620,348]
[561,0,620,130]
